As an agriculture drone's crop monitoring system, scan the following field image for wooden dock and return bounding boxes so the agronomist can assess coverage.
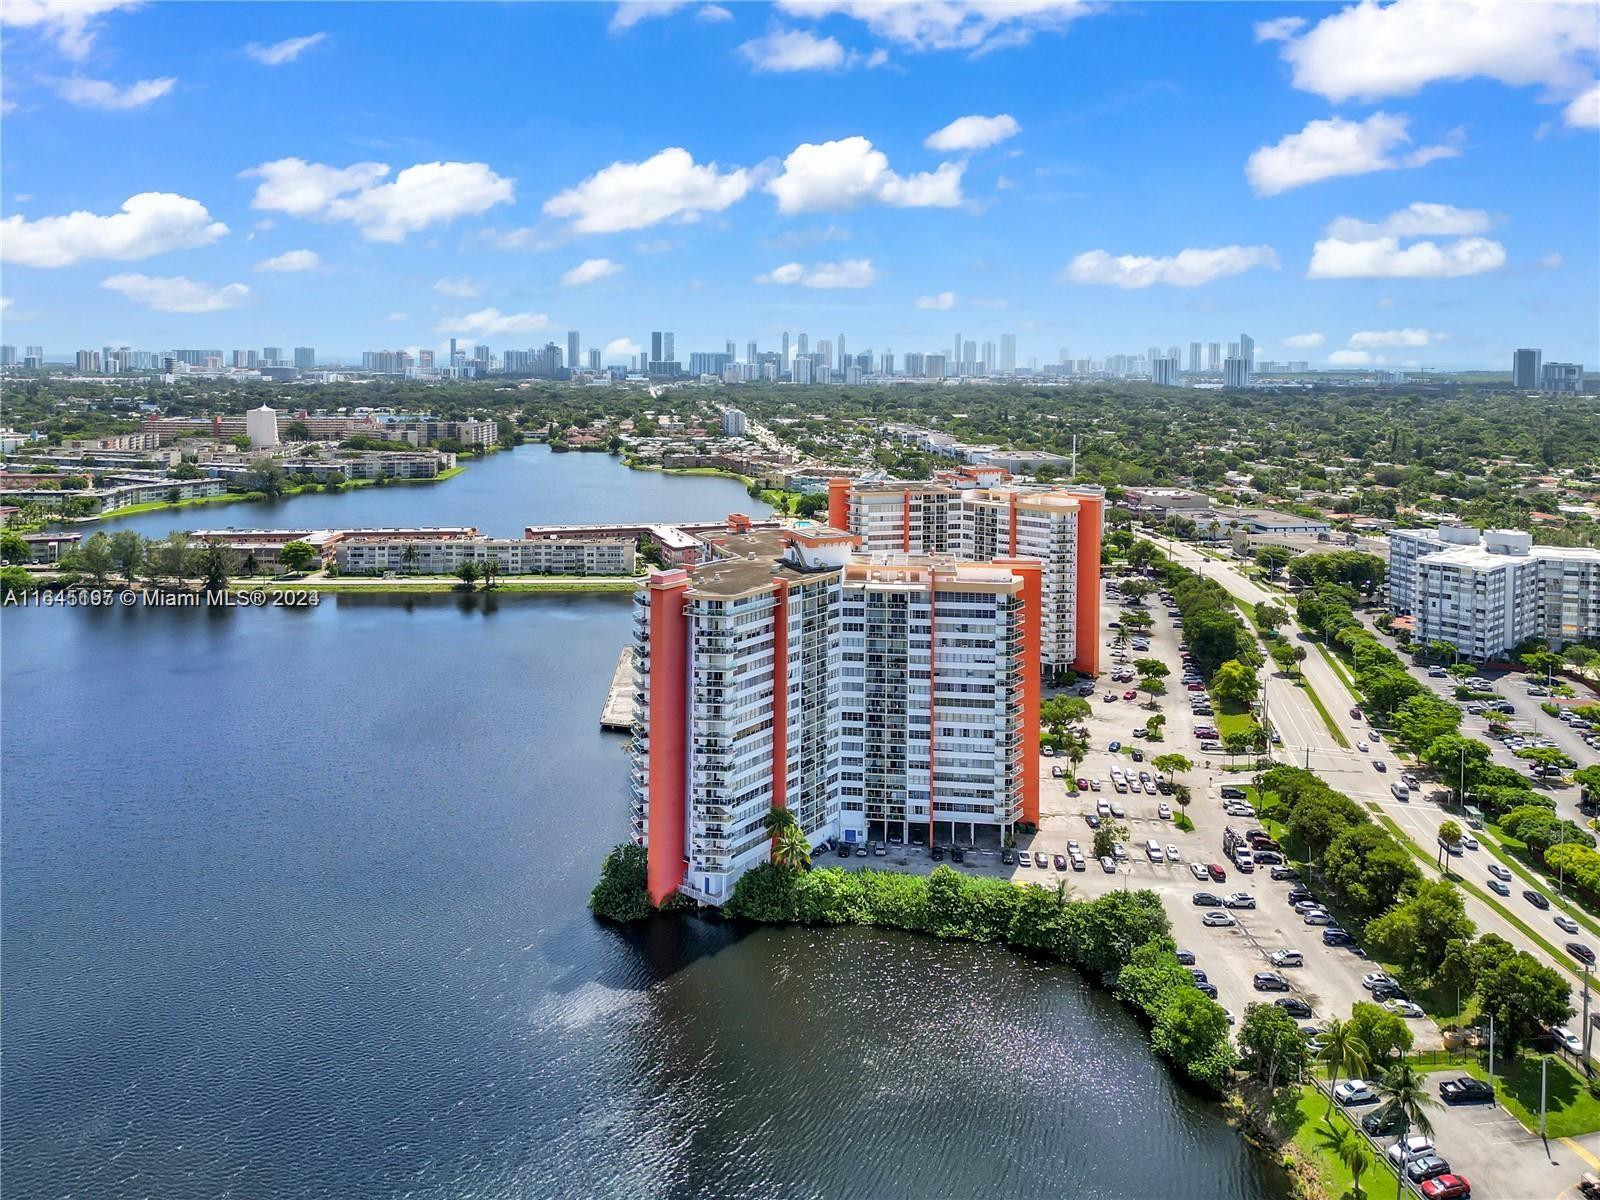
[599,647,635,731]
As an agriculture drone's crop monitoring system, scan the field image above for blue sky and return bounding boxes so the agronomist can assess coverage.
[2,0,1596,369]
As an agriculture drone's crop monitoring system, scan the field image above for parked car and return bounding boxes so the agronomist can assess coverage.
[1332,1080,1377,1106]
[1192,891,1225,907]
[1100,855,1116,873]
[1189,862,1210,881]
[1361,1107,1405,1136]
[1207,863,1227,882]
[1386,1135,1435,1166]
[1385,999,1425,1018]
[1274,997,1313,1018]
[1053,853,1069,871]
[1165,844,1180,862]
[1175,949,1196,965]
[1419,1174,1470,1200]
[1270,949,1304,968]
[1202,910,1236,927]
[1000,847,1015,865]
[1270,866,1300,881]
[1405,1156,1452,1185]
[1439,1076,1495,1104]
[1034,851,1049,868]
[1253,971,1290,992]
[1554,1027,1584,1054]
[1225,893,1256,909]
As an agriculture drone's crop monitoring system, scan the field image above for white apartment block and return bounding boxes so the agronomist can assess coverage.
[1389,526,1600,660]
[339,534,634,576]
[828,471,1104,675]
[632,527,1042,905]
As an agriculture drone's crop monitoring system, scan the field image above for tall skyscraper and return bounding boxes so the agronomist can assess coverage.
[1000,333,1017,373]
[954,333,962,364]
[1239,332,1254,367]
[1227,341,1239,360]
[293,347,315,369]
[1208,342,1222,371]
[797,332,808,356]
[651,332,664,363]
[837,334,846,366]
[0,345,15,368]
[1147,346,1161,369]
[781,331,790,367]
[568,331,580,372]
[1512,348,1542,389]
[963,339,977,371]
[1188,342,1202,372]
[817,339,833,370]
[880,352,894,376]
[1151,356,1178,387]
[1167,345,1181,366]
[589,348,602,370]
[1224,356,1250,388]
[663,332,674,361]
[746,340,757,364]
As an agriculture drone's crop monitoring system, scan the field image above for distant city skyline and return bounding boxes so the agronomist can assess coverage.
[2,3,1597,369]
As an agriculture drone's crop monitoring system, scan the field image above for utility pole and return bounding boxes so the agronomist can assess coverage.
[1540,1055,1550,1141]
[1584,964,1593,1072]
[1488,1015,1495,1085]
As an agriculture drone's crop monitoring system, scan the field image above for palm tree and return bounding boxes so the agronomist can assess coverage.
[1337,1127,1373,1200]
[1436,819,1463,873]
[1373,1059,1435,1200]
[402,543,419,573]
[1320,1017,1370,1118]
[771,824,812,871]
[763,805,798,837]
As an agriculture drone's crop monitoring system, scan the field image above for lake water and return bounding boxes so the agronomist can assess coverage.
[85,443,771,539]
[2,453,1286,1200]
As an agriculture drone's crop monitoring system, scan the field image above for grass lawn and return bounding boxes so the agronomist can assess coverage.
[1216,704,1256,738]
[1468,1053,1600,1138]
[1284,1086,1401,1200]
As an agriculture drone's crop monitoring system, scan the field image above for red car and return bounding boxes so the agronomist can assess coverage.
[1187,682,1205,691]
[1076,777,1089,791]
[1123,689,1138,700]
[1207,863,1227,883]
[1420,1174,1470,1200]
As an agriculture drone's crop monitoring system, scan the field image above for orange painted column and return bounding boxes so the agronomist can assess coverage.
[771,580,789,811]
[1073,493,1103,677]
[1008,492,1019,555]
[646,570,690,905]
[827,478,852,531]
[901,491,911,552]
[996,558,1042,828]
[927,583,938,848]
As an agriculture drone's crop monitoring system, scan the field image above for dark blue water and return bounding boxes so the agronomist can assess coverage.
[2,455,1286,1200]
[87,443,771,539]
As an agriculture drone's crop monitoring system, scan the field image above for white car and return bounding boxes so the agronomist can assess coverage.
[1166,844,1181,862]
[1270,949,1304,968]
[1556,915,1580,934]
[1555,1027,1584,1054]
[1202,910,1236,928]
[1357,741,1368,753]
[1362,971,1396,991]
[1333,1080,1377,1106]
[1189,862,1210,881]
[1384,999,1425,1018]
[1158,802,1173,819]
[1461,833,1478,850]
[1386,1135,1434,1165]
[1488,864,1511,882]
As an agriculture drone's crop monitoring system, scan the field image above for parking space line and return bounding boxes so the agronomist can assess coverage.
[1563,1137,1600,1171]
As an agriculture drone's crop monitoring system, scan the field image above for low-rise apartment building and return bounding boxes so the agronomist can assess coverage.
[338,533,634,575]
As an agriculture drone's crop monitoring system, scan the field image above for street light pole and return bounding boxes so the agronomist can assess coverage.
[1540,1055,1550,1141]
[1583,963,1593,1073]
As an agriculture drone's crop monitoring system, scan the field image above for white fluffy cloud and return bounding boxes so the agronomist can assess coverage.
[925,113,1020,152]
[739,28,849,72]
[777,1,1093,53]
[0,0,139,59]
[1348,328,1440,348]
[609,2,688,32]
[243,158,514,242]
[756,258,878,288]
[766,136,964,213]
[101,273,250,313]
[1566,82,1600,129]
[433,308,553,337]
[1253,15,1305,43]
[604,337,643,361]
[1,193,228,268]
[1326,202,1492,240]
[55,76,176,109]
[433,277,481,298]
[562,257,624,286]
[1245,113,1457,196]
[255,249,320,272]
[1267,0,1598,107]
[1309,236,1505,279]
[916,290,957,310]
[1327,349,1377,366]
[1062,245,1280,288]
[1283,332,1325,348]
[543,148,753,233]
[698,5,733,21]
[1308,205,1506,279]
[245,33,327,65]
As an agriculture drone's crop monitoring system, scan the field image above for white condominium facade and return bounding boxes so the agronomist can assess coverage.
[631,527,1041,906]
[1388,526,1600,660]
[827,470,1104,675]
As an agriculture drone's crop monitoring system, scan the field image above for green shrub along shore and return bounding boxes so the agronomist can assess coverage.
[590,843,1238,1094]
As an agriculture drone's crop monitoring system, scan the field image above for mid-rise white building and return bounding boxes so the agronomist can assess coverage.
[631,527,1042,905]
[1389,526,1600,659]
[721,408,747,437]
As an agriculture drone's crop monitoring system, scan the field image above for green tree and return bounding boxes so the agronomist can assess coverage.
[1392,692,1462,756]
[1347,1001,1414,1066]
[1365,879,1475,979]
[109,529,145,582]
[1238,1001,1309,1092]
[1475,947,1573,1052]
[1213,659,1260,707]
[1255,545,1293,577]
[1322,823,1421,920]
[151,531,193,584]
[1254,602,1290,633]
[279,540,318,574]
[0,531,28,564]
[1152,990,1237,1092]
[1153,753,1192,786]
[196,540,235,592]
[1420,734,1493,805]
[0,565,34,598]
[480,556,501,590]
[69,532,116,584]
[454,561,480,586]
[1575,765,1600,808]
[1435,820,1463,872]
[1373,1060,1435,1198]
[771,824,812,871]
[284,420,312,441]
[1337,1128,1374,1200]
[1319,1016,1371,1118]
